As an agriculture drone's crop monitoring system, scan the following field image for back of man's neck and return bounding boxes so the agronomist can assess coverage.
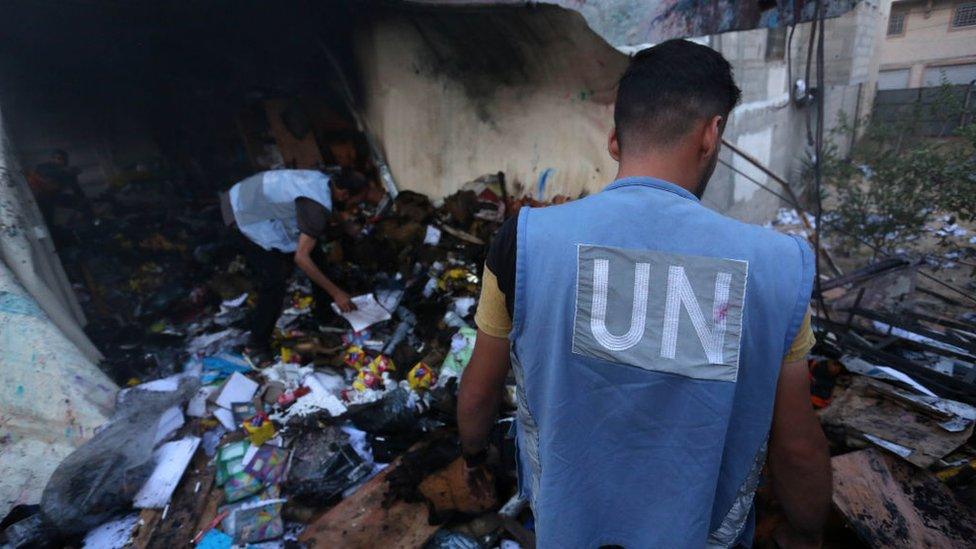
[614,161,698,195]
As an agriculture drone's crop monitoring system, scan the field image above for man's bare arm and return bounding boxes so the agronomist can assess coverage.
[294,233,355,312]
[457,330,512,455]
[769,358,832,547]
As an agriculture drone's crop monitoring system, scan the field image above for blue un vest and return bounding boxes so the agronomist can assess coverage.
[229,169,334,252]
[510,177,813,548]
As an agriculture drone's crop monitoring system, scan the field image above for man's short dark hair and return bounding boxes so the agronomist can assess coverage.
[324,129,358,144]
[331,167,368,194]
[614,39,741,152]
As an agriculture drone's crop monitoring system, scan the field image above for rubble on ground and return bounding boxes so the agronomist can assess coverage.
[1,173,553,548]
[4,189,975,548]
[764,208,976,547]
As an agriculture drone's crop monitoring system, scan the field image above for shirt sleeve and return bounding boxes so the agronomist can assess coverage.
[474,215,519,337]
[474,265,513,338]
[783,308,816,362]
[485,215,518,319]
[295,197,330,239]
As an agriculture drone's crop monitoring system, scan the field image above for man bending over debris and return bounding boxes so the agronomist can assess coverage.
[221,168,368,364]
[458,40,831,548]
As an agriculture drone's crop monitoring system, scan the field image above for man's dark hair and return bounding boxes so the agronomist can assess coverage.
[324,129,358,144]
[331,167,368,194]
[614,39,741,152]
[52,149,69,162]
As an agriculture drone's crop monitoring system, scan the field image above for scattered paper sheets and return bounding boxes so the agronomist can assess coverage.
[332,293,392,332]
[134,437,201,508]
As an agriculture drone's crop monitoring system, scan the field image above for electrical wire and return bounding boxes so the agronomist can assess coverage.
[804,2,820,147]
[786,21,797,103]
[716,157,794,204]
[813,0,832,322]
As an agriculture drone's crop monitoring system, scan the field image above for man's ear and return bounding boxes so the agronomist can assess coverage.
[608,128,621,161]
[701,115,723,160]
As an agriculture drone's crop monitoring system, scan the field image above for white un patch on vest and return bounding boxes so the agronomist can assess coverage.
[572,244,748,382]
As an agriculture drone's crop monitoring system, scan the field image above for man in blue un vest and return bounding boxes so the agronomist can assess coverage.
[458,40,831,548]
[221,168,368,364]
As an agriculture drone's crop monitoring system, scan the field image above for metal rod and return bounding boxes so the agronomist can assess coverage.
[317,40,399,198]
[721,138,806,218]
[720,137,843,277]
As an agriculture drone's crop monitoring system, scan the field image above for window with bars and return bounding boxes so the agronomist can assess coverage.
[953,2,976,28]
[887,11,906,35]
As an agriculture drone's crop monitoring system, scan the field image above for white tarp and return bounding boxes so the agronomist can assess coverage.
[0,100,116,517]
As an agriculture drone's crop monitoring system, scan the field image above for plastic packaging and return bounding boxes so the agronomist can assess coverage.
[408,362,437,391]
[440,327,477,381]
[425,530,483,549]
[284,427,372,505]
[39,376,199,535]
[347,387,426,434]
[342,345,367,370]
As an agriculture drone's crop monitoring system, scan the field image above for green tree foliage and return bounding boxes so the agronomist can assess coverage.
[818,82,975,256]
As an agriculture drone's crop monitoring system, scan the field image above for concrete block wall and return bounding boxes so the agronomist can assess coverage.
[702,0,883,223]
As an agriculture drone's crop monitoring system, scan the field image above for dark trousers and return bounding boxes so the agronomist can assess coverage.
[240,235,333,351]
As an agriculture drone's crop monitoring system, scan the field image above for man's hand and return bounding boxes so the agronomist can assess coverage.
[463,461,493,502]
[331,289,357,312]
[295,233,352,310]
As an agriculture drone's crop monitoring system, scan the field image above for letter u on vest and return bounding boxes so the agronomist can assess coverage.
[572,244,748,383]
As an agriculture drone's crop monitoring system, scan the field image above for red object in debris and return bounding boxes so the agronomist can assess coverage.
[276,385,311,407]
[808,358,838,409]
[248,411,269,426]
[191,510,229,544]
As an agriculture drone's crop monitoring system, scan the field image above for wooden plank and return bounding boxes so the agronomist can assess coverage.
[146,450,218,549]
[299,460,439,549]
[129,509,162,549]
[832,448,976,548]
[819,377,972,468]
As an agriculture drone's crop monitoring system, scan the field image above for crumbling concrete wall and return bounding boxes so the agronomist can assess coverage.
[355,6,628,201]
[706,0,883,223]
[356,3,881,224]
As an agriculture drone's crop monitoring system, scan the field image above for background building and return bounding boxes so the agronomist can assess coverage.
[877,0,976,90]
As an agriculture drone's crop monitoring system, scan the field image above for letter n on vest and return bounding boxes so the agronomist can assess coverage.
[572,244,748,382]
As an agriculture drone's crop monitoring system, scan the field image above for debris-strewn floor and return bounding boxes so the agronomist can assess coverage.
[5,192,976,548]
[3,173,552,548]
[767,208,976,548]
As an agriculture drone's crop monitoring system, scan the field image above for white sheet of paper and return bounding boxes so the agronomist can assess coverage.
[213,407,237,430]
[862,434,913,457]
[242,444,260,468]
[424,225,442,245]
[153,406,185,446]
[222,293,248,308]
[840,355,937,397]
[82,513,140,549]
[134,437,201,508]
[332,293,392,332]
[214,372,258,410]
[376,289,404,312]
[186,386,216,418]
